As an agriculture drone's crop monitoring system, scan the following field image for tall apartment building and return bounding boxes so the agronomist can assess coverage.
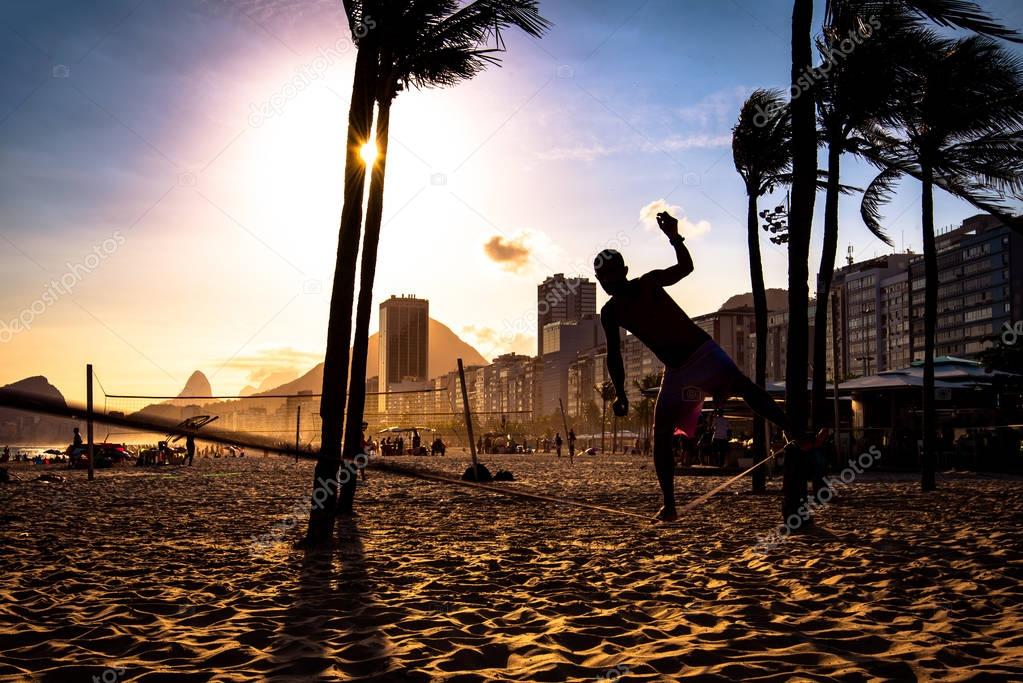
[483,353,535,421]
[379,295,429,386]
[538,314,605,415]
[693,306,757,378]
[909,214,1021,359]
[566,346,608,417]
[537,274,596,356]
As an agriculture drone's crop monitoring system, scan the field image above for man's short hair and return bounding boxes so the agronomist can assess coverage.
[594,249,625,274]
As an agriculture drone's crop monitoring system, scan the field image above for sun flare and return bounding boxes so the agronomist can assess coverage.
[360,141,378,165]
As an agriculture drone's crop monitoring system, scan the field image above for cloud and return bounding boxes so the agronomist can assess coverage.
[483,233,533,272]
[537,134,730,162]
[462,325,534,358]
[639,199,712,238]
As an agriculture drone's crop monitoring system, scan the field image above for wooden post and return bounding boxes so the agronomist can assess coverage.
[457,359,480,480]
[86,364,95,481]
[558,398,572,464]
[295,404,302,462]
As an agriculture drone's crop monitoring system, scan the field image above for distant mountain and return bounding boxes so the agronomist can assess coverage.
[719,288,789,312]
[0,376,75,444]
[178,370,212,398]
[257,318,489,396]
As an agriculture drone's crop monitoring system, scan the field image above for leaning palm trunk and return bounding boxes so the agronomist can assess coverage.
[783,0,817,524]
[920,165,937,491]
[305,33,379,545]
[811,140,843,429]
[340,66,395,516]
[746,195,769,493]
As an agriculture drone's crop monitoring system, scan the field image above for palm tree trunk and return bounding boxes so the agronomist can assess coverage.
[305,33,379,545]
[747,194,769,493]
[783,0,816,524]
[339,69,394,516]
[921,165,937,491]
[812,140,842,429]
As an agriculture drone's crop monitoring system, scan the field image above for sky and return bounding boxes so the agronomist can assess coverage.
[2,0,1022,403]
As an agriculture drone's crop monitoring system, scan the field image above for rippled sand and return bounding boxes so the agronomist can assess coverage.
[1,454,1022,681]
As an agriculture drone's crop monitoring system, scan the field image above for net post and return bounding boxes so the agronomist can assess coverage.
[86,364,95,481]
[295,404,301,462]
[457,358,479,480]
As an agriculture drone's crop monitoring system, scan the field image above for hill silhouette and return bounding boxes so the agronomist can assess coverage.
[178,371,212,398]
[261,318,488,396]
[0,376,75,444]
[719,288,789,312]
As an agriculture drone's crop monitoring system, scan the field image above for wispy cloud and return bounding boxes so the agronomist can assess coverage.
[483,231,540,272]
[640,199,712,238]
[538,133,730,162]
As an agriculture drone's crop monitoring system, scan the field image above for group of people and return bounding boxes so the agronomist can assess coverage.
[672,409,735,467]
[375,431,446,456]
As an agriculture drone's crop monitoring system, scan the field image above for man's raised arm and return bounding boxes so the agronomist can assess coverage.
[643,212,694,287]
[601,305,628,416]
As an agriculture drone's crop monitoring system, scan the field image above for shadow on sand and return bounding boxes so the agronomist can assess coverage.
[272,518,425,681]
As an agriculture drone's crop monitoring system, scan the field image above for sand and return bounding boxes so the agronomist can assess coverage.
[1,453,1022,681]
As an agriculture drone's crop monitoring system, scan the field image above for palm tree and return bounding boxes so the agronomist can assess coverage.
[337,1,550,514]
[633,372,661,454]
[305,0,381,545]
[859,34,1023,491]
[596,380,615,453]
[782,0,1021,523]
[733,89,791,493]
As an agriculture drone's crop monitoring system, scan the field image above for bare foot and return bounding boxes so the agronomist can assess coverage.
[652,506,679,524]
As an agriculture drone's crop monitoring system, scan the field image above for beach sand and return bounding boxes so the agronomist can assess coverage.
[1,453,1022,681]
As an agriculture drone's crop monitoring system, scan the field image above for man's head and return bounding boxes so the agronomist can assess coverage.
[594,249,628,295]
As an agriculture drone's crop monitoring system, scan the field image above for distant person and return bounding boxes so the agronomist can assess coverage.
[73,427,83,448]
[712,410,731,467]
[1,446,9,463]
[567,429,576,457]
[555,432,563,458]
[185,433,196,466]
[431,437,446,456]
[359,422,369,481]
[411,429,422,455]
[596,211,803,522]
[483,436,492,455]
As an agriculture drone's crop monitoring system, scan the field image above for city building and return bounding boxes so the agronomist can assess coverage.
[538,314,605,415]
[693,306,757,378]
[537,274,596,356]
[909,214,1021,359]
[379,295,429,387]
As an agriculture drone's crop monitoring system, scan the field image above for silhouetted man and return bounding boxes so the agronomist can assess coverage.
[597,211,797,522]
[185,433,195,466]
[555,432,563,457]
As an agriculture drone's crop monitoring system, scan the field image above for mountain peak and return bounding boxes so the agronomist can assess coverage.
[179,371,212,398]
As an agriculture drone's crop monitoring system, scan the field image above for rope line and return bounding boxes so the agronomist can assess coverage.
[681,447,783,511]
[373,460,651,521]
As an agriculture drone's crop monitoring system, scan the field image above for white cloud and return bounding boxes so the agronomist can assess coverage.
[639,199,712,238]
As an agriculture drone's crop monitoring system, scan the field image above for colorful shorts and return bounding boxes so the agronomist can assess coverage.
[655,340,745,439]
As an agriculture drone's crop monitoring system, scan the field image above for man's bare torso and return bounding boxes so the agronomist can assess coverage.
[602,274,710,368]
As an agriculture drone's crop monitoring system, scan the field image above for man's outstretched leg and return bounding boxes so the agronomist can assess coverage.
[733,376,797,438]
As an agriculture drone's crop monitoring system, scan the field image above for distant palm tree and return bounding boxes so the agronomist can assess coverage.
[733,89,791,493]
[306,0,381,545]
[596,380,615,453]
[633,372,662,447]
[338,1,550,512]
[859,34,1023,491]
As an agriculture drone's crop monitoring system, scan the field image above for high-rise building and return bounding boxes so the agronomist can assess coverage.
[379,295,429,388]
[538,314,605,415]
[537,274,597,356]
[909,214,1021,359]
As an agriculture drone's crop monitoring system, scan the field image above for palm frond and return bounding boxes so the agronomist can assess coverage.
[859,167,901,245]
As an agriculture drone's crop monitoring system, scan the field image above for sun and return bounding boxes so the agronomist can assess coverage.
[359,141,378,165]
